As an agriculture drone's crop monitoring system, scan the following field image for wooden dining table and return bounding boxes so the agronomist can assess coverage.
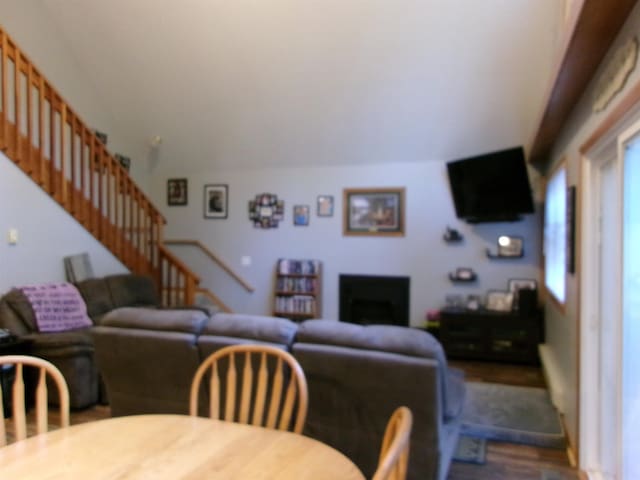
[0,414,365,479]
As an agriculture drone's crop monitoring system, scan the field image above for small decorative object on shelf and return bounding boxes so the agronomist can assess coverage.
[486,235,524,258]
[443,226,463,243]
[273,259,322,320]
[448,267,477,282]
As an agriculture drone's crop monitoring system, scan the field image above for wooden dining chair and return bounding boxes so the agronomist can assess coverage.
[189,344,308,433]
[372,406,413,480]
[0,355,70,446]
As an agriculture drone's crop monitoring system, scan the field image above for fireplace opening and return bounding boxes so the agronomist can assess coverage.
[339,274,410,326]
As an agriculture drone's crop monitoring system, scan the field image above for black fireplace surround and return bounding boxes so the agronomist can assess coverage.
[339,274,410,327]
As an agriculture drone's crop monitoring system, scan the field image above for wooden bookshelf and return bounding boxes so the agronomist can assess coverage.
[273,259,322,321]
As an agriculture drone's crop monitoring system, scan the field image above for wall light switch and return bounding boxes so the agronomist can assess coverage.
[241,256,252,266]
[8,228,18,245]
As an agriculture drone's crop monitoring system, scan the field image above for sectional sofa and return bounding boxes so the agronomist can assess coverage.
[0,275,465,480]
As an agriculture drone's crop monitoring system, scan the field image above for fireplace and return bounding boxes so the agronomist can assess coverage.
[339,274,410,326]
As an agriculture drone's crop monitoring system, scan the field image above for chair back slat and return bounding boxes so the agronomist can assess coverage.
[224,354,237,422]
[0,384,5,446]
[0,355,70,446]
[266,357,285,430]
[35,368,48,435]
[239,351,253,424]
[13,363,27,441]
[190,344,308,434]
[251,352,268,426]
[372,406,413,480]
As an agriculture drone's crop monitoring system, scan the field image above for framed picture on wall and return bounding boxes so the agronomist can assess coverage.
[293,205,310,226]
[167,178,188,206]
[204,184,228,219]
[343,187,405,236]
[317,195,334,217]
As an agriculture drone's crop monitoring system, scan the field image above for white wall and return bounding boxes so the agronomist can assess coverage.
[0,154,127,292]
[541,0,640,452]
[153,161,542,325]
[0,0,152,190]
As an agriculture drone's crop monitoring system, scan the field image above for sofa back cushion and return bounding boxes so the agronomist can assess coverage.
[2,288,38,332]
[74,278,115,320]
[203,313,298,346]
[105,274,159,308]
[101,307,208,334]
[295,320,461,421]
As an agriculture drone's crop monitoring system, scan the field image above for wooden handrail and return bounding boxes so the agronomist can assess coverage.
[164,239,255,293]
[0,25,200,307]
[195,288,232,313]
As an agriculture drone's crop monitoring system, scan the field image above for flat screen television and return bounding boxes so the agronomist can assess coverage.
[446,146,534,223]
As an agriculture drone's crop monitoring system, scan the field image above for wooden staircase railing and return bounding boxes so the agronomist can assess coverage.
[0,25,199,306]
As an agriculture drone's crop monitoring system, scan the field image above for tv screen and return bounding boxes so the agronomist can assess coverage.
[446,146,534,223]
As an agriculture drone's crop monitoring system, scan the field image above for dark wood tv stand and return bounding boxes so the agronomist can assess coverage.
[439,307,544,365]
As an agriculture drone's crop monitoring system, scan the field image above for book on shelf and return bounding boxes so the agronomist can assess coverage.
[277,259,320,275]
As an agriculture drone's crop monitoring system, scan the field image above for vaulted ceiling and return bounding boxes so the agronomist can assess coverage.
[39,0,563,171]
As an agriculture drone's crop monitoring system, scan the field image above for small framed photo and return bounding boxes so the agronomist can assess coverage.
[204,184,228,219]
[317,195,334,217]
[343,187,405,236]
[486,290,514,312]
[318,195,333,217]
[508,278,537,293]
[497,235,524,257]
[293,205,310,226]
[167,178,188,206]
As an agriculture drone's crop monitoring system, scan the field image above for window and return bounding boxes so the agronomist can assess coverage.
[544,164,567,304]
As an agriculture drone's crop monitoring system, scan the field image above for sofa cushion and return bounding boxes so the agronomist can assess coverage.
[444,367,466,421]
[296,319,448,363]
[105,274,159,308]
[75,278,115,320]
[203,313,298,346]
[3,288,37,331]
[296,319,463,421]
[101,307,208,334]
[24,329,94,349]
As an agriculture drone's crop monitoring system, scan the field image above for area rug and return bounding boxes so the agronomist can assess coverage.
[452,435,486,464]
[460,382,565,449]
[540,468,578,480]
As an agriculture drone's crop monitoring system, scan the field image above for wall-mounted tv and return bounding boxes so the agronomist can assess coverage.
[446,146,534,223]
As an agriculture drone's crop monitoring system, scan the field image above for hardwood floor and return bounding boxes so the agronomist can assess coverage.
[4,360,579,479]
[447,360,578,480]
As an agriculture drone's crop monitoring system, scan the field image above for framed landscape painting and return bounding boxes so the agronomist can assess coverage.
[343,187,405,236]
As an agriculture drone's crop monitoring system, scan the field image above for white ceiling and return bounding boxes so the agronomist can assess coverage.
[40,0,563,171]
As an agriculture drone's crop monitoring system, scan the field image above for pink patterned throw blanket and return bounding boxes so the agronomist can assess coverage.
[19,282,92,332]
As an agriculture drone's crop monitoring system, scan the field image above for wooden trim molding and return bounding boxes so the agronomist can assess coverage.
[528,0,638,167]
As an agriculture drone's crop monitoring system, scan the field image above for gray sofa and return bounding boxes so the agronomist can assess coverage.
[91,311,465,480]
[0,274,198,409]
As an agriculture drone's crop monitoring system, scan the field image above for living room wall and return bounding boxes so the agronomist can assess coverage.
[0,154,127,292]
[0,0,151,191]
[153,160,542,325]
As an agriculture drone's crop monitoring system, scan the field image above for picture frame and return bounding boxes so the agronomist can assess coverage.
[248,193,284,228]
[343,187,405,236]
[167,178,188,206]
[317,195,334,217]
[507,278,537,293]
[204,184,228,219]
[486,290,514,312]
[496,235,524,257]
[293,205,310,226]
